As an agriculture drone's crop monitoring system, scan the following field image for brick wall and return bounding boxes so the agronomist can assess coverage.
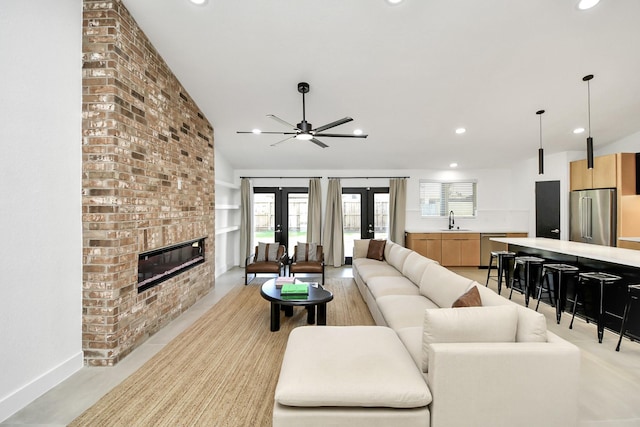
[82,0,215,366]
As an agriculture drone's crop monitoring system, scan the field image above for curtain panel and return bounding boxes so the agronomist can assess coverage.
[239,178,254,267]
[389,178,407,246]
[307,178,322,244]
[322,178,344,267]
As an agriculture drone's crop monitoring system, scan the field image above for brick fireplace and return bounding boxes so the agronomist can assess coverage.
[82,0,215,366]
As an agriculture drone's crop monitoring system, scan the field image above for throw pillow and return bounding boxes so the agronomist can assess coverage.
[353,239,371,259]
[452,285,482,308]
[256,242,280,262]
[295,243,319,262]
[421,305,518,372]
[367,239,386,261]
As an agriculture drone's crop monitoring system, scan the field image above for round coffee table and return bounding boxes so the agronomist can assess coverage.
[260,279,333,332]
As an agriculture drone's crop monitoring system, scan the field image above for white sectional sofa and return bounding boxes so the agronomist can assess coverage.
[274,239,580,427]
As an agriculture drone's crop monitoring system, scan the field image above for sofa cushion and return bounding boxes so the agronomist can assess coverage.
[386,244,412,272]
[377,295,439,330]
[383,240,397,260]
[295,243,321,262]
[275,326,432,408]
[401,252,436,286]
[367,240,386,261]
[396,326,424,369]
[421,305,518,372]
[452,285,482,308]
[418,263,475,308]
[475,284,547,342]
[367,276,420,299]
[355,261,403,283]
[353,239,371,259]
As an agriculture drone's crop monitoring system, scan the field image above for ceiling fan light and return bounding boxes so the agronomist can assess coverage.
[353,129,363,136]
[573,127,585,134]
[297,133,313,141]
[577,0,600,10]
[252,129,261,134]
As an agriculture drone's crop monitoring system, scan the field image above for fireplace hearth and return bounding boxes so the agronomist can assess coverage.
[138,238,206,292]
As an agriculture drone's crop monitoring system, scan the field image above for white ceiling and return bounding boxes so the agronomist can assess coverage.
[121,0,640,171]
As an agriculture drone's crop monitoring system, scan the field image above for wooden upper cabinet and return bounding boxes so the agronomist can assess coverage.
[592,154,617,189]
[570,159,593,191]
[570,153,620,191]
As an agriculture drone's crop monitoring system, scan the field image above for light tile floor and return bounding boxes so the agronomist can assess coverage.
[2,266,640,426]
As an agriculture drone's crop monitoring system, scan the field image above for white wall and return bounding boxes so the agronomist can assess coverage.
[0,0,83,420]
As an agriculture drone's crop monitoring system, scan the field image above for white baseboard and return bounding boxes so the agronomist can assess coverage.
[0,351,83,422]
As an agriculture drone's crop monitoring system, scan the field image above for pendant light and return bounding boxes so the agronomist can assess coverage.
[536,110,545,175]
[583,74,594,169]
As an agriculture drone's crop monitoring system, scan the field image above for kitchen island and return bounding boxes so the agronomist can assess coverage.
[491,237,640,344]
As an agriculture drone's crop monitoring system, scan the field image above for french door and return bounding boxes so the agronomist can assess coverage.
[253,187,308,256]
[342,187,389,262]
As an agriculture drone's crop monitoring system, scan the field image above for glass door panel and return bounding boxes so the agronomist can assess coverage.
[253,192,276,244]
[374,192,389,240]
[342,193,362,258]
[287,192,308,252]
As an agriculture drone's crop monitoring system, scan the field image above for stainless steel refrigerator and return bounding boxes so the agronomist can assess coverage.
[569,188,617,246]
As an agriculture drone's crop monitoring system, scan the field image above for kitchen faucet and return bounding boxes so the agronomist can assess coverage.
[448,210,455,230]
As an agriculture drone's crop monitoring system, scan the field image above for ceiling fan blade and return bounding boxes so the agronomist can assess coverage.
[314,133,368,138]
[312,117,353,133]
[237,131,297,135]
[310,138,329,148]
[267,114,297,130]
[270,136,295,147]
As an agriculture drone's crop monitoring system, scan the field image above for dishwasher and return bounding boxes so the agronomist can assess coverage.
[479,233,507,268]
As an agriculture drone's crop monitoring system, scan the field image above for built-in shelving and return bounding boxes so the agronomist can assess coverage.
[215,204,240,210]
[215,225,240,235]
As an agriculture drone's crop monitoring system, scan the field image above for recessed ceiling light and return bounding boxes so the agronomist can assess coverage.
[386,0,404,5]
[573,127,585,134]
[449,163,458,168]
[455,128,466,135]
[577,0,600,10]
[189,0,208,5]
[252,129,261,134]
[353,129,363,136]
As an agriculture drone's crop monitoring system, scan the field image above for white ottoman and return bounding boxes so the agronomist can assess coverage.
[273,326,432,427]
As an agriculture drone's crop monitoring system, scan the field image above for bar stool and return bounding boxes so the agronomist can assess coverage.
[616,284,640,351]
[536,264,580,324]
[570,272,622,343]
[485,250,516,295]
[509,256,545,307]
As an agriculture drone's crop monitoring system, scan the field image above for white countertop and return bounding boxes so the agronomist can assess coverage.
[619,237,640,243]
[490,237,640,268]
[406,230,527,234]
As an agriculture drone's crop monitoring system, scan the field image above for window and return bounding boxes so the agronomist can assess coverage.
[419,180,477,217]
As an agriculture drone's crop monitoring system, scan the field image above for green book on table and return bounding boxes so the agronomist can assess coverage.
[280,283,309,295]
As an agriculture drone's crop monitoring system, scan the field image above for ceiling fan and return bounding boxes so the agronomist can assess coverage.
[237,82,368,148]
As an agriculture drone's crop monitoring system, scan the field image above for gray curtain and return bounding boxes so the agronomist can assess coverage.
[322,178,344,267]
[307,178,322,244]
[239,178,254,267]
[389,178,407,246]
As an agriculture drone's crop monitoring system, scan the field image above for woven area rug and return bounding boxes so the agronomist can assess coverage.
[70,278,374,426]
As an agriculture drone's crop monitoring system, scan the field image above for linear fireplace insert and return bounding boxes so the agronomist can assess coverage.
[137,237,206,292]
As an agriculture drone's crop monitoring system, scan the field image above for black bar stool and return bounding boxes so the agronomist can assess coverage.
[616,284,640,351]
[570,272,622,343]
[485,250,516,295]
[536,264,580,324]
[509,256,545,307]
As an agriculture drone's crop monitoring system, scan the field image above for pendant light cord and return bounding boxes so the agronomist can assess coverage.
[587,79,591,137]
[539,114,543,149]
